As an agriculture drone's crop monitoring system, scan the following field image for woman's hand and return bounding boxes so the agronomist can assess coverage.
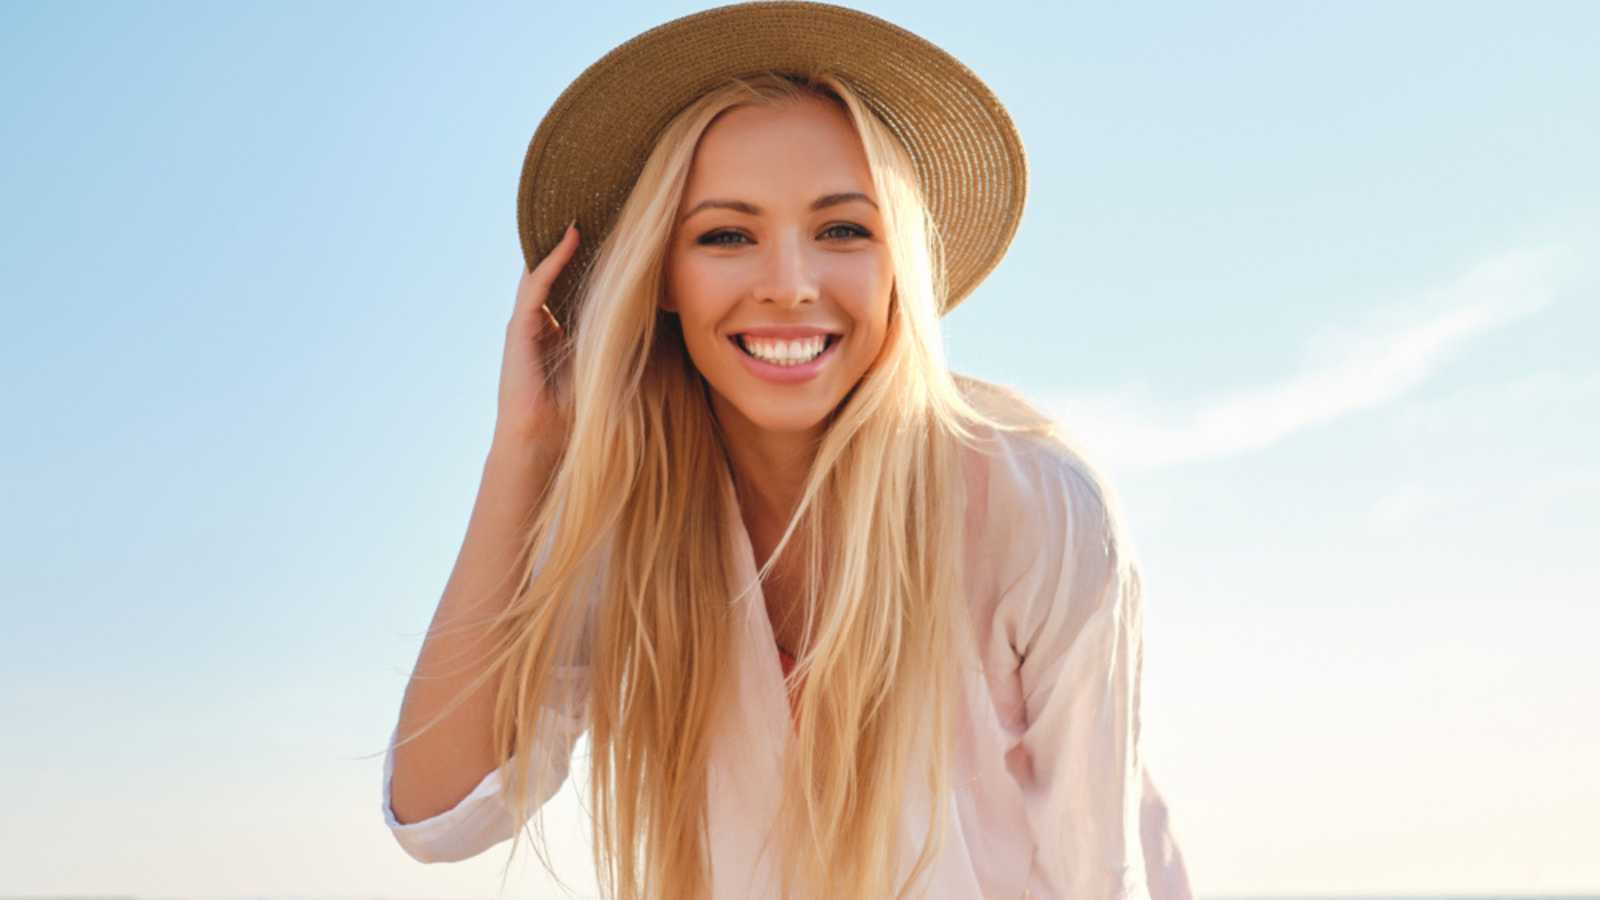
[494,222,578,451]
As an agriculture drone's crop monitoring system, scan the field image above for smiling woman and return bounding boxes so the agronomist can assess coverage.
[664,95,894,445]
[381,4,1193,900]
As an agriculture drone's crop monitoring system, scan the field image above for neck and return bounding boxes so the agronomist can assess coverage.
[712,398,821,557]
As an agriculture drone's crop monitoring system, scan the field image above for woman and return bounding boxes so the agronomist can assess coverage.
[382,4,1193,899]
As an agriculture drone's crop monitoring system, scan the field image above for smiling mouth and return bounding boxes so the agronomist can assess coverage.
[728,333,841,365]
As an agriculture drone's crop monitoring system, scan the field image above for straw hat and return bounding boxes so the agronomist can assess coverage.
[517,0,1028,328]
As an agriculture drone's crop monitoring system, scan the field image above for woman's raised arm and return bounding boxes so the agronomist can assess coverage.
[387,227,579,826]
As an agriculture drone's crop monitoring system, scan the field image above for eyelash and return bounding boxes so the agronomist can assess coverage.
[697,223,871,246]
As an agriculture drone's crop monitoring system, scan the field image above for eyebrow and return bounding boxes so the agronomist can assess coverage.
[680,191,879,221]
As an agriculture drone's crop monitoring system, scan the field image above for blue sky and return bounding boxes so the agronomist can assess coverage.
[2,1,1596,897]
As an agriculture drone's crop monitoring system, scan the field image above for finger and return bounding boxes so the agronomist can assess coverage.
[527,223,580,290]
[536,303,565,342]
[515,223,579,318]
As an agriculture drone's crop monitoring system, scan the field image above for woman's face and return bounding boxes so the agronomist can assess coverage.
[663,95,893,440]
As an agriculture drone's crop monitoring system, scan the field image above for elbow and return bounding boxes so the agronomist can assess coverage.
[390,831,439,864]
[384,793,496,865]
[391,831,473,865]
[382,775,493,865]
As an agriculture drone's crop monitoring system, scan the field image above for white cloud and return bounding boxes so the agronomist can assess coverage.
[1038,245,1577,470]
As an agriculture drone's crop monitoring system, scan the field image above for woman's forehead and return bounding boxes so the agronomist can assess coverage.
[683,99,873,205]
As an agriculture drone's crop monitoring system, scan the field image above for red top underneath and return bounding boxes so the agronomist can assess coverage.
[776,645,804,727]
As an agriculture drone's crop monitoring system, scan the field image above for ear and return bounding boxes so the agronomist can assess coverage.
[659,290,678,313]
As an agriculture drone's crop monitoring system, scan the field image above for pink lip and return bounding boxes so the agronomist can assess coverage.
[731,325,843,339]
[729,333,841,384]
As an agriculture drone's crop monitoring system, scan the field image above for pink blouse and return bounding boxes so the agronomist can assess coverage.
[383,410,1194,899]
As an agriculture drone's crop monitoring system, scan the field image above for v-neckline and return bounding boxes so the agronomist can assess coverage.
[722,465,805,727]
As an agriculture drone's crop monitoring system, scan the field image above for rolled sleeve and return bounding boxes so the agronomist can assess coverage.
[380,665,591,864]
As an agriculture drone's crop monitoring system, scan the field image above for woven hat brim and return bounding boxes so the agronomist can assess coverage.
[517,0,1028,328]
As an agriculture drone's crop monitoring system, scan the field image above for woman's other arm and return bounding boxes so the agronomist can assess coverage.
[999,448,1149,900]
[1142,767,1196,900]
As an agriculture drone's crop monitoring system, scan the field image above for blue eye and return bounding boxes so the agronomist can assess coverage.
[696,224,872,246]
[822,223,871,240]
[697,229,750,246]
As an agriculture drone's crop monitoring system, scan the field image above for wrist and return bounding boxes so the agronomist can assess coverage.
[486,431,558,478]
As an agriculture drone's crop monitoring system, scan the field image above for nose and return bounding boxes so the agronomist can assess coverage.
[751,229,818,309]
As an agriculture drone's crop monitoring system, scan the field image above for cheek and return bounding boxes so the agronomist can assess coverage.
[666,261,729,365]
[839,259,893,339]
[669,257,735,317]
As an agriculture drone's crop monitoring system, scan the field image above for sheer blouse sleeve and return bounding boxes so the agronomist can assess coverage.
[995,448,1149,900]
[380,663,591,863]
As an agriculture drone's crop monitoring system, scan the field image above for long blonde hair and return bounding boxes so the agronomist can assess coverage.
[439,71,1049,900]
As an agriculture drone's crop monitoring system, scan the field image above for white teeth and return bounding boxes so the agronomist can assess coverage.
[739,334,829,366]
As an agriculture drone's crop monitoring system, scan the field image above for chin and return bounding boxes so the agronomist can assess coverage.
[715,388,842,436]
[736,402,836,435]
